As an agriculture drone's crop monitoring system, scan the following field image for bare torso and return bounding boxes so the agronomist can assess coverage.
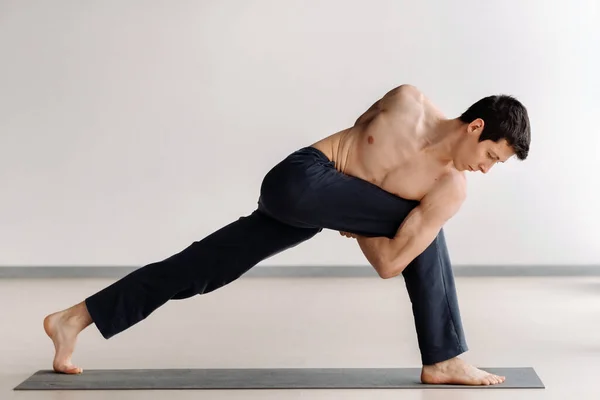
[311,85,463,201]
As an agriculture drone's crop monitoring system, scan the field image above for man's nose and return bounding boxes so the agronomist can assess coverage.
[481,158,497,173]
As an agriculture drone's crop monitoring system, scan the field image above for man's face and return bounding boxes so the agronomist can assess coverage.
[456,119,515,173]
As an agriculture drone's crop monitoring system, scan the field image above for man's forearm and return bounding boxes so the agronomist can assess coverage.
[356,235,412,278]
[357,227,440,278]
[356,236,388,275]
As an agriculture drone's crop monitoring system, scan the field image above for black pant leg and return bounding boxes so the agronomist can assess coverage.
[401,230,468,364]
[85,210,320,339]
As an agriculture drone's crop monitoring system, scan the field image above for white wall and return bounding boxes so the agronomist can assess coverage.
[1,0,598,267]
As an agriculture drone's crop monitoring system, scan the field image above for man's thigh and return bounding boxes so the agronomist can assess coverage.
[258,146,419,238]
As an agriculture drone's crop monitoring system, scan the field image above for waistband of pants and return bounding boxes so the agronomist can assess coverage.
[293,146,331,162]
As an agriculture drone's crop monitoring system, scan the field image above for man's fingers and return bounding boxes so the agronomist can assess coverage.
[340,231,357,238]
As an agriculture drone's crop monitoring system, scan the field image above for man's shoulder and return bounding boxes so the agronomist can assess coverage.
[389,84,423,105]
[395,84,421,95]
[387,85,444,118]
[420,170,466,221]
[432,170,467,202]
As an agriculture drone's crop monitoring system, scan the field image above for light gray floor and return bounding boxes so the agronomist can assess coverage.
[2,275,600,399]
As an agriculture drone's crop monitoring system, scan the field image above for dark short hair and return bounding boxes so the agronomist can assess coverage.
[459,95,531,160]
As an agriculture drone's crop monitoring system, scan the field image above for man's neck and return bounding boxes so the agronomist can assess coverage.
[422,118,465,164]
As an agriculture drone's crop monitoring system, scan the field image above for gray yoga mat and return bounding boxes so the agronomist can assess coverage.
[15,367,544,390]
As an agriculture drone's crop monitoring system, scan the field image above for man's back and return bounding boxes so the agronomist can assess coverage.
[312,84,463,201]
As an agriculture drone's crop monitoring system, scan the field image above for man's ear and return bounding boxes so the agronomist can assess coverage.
[467,118,485,135]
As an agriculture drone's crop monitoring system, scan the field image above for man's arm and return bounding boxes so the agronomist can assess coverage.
[355,173,466,279]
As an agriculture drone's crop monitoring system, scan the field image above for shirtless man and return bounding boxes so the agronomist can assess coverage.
[44,84,531,386]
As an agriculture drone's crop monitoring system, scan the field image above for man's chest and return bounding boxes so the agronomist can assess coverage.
[378,158,448,201]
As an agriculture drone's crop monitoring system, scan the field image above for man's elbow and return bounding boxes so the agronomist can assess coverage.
[375,260,407,279]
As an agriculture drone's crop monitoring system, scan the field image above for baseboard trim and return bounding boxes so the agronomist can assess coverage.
[1,265,599,279]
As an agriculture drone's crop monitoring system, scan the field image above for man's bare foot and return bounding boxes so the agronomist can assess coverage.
[43,301,93,374]
[421,357,506,386]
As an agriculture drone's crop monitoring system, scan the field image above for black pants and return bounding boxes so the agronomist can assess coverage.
[85,146,468,365]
